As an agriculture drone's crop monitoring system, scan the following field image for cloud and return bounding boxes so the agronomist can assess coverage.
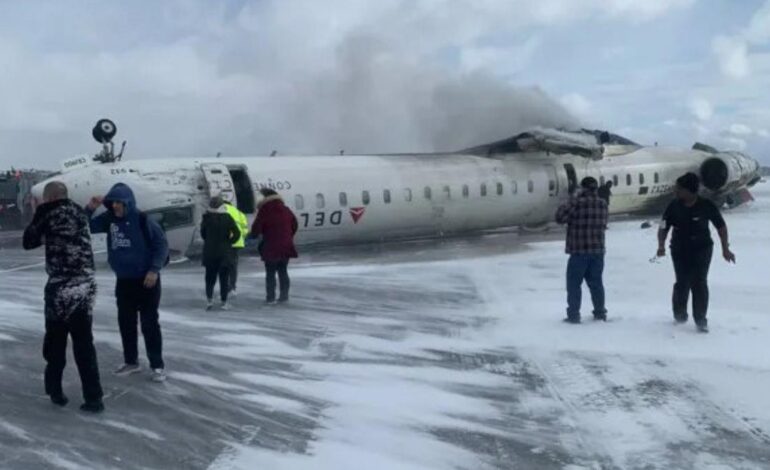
[758,129,770,138]
[689,97,714,121]
[722,136,748,150]
[728,123,753,136]
[0,0,709,166]
[712,35,751,79]
[711,1,770,79]
[745,0,770,44]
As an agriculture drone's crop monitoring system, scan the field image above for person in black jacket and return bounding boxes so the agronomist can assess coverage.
[200,196,240,310]
[22,181,104,413]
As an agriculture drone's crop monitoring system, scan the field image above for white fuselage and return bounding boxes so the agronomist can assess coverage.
[33,145,752,257]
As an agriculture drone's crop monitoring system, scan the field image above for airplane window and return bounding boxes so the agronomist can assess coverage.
[639,173,645,185]
[145,205,194,231]
[295,195,305,210]
[613,175,619,186]
[339,192,348,207]
[528,180,534,193]
[654,173,660,184]
[316,193,325,209]
[626,174,632,186]
[548,180,556,192]
[383,189,391,204]
[480,184,487,197]
[497,182,504,195]
[443,186,451,199]
[462,185,469,198]
[424,187,432,200]
[512,181,518,194]
[362,191,371,205]
[404,188,413,202]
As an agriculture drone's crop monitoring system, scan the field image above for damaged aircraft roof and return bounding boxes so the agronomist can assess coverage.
[462,128,640,160]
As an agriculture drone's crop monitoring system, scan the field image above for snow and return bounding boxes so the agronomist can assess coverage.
[1,183,769,469]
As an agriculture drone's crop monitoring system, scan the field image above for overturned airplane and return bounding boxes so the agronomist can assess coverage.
[32,121,762,258]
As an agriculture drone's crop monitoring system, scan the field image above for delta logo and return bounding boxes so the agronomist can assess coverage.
[349,207,366,224]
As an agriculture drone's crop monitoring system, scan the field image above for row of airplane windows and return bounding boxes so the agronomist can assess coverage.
[292,171,660,211]
[602,172,661,187]
[295,181,530,210]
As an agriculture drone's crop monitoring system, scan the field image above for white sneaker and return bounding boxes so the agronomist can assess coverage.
[206,299,214,311]
[220,301,231,311]
[114,363,141,376]
[150,369,167,383]
[229,289,238,298]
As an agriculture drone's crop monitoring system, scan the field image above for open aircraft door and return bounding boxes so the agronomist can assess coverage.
[544,164,559,197]
[200,163,236,204]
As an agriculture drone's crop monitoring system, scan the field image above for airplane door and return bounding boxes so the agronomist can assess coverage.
[544,165,559,197]
[200,163,236,204]
[563,163,577,195]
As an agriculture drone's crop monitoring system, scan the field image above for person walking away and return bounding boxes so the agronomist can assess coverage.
[23,181,104,412]
[598,181,613,206]
[657,173,735,333]
[250,188,298,304]
[201,197,240,310]
[556,177,609,323]
[86,183,169,382]
[223,200,249,297]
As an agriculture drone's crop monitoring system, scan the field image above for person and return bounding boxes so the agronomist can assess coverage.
[223,200,249,297]
[657,173,735,333]
[86,183,169,382]
[201,196,240,310]
[22,181,104,412]
[597,180,613,206]
[250,188,298,304]
[556,176,609,323]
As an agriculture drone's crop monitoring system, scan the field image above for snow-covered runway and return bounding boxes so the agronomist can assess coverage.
[2,185,770,470]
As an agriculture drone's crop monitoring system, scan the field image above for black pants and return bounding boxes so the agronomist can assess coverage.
[205,262,231,302]
[229,249,240,291]
[671,245,713,325]
[43,311,103,403]
[265,260,290,302]
[116,277,164,369]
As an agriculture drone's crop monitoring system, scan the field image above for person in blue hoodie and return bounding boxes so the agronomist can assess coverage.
[86,183,169,382]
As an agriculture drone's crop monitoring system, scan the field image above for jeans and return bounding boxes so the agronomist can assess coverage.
[43,310,103,403]
[566,254,606,320]
[265,260,290,302]
[671,245,713,325]
[116,277,165,369]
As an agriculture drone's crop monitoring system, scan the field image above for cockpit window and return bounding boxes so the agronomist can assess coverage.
[145,205,194,231]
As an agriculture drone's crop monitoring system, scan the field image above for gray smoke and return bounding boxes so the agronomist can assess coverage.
[245,34,579,155]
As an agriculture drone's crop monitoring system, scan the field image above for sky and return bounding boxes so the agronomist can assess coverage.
[0,0,769,168]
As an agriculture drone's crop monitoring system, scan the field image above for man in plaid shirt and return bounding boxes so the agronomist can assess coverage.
[555,177,609,323]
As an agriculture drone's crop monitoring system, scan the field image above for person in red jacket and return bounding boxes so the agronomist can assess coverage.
[250,188,298,304]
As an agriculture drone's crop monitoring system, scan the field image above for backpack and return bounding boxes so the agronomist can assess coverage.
[106,212,171,267]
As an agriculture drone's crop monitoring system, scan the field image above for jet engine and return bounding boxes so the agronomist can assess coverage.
[694,144,761,193]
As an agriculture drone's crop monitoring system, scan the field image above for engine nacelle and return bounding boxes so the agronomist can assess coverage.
[700,152,760,193]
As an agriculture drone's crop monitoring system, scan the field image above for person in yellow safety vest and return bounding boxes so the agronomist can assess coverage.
[224,201,249,297]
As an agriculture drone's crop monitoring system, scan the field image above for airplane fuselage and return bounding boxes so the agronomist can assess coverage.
[34,145,759,258]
